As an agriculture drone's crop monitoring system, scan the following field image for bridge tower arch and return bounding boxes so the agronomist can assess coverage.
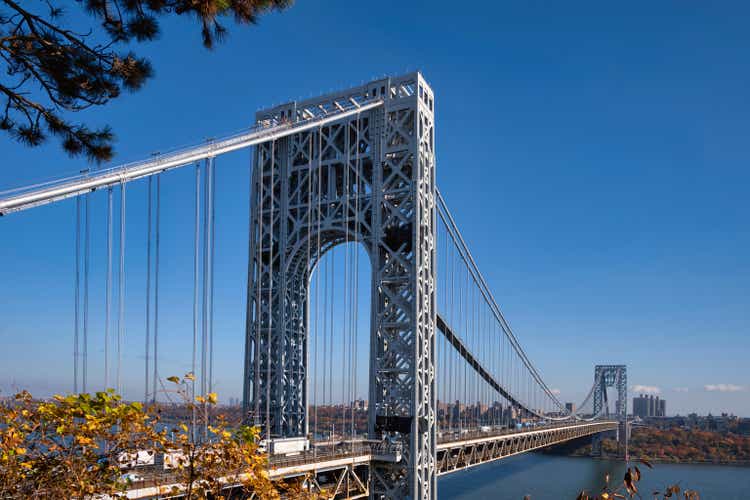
[243,73,437,500]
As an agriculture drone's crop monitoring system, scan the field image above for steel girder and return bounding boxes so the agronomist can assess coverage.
[244,73,437,500]
[435,422,618,474]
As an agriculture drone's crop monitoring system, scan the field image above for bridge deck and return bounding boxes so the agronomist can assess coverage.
[436,421,616,474]
[122,421,617,499]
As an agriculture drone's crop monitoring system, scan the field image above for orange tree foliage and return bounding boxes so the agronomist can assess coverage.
[0,374,310,499]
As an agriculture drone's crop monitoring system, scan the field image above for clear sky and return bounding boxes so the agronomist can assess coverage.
[1,1,748,416]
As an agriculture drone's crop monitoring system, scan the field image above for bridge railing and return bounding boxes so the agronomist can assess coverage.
[268,442,373,470]
[436,420,614,444]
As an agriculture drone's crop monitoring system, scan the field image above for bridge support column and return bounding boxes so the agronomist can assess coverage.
[243,73,437,500]
[592,365,628,458]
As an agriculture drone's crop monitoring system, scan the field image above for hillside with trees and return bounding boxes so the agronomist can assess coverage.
[560,426,750,465]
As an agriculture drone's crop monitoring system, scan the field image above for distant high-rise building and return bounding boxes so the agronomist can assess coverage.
[565,402,576,414]
[633,394,666,417]
[633,395,647,417]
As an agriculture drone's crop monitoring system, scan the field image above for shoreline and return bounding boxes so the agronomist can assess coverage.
[576,454,750,467]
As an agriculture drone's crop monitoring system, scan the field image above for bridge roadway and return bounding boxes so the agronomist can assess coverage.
[122,420,617,499]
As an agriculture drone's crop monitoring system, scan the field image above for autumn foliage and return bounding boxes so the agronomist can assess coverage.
[0,374,293,499]
[628,427,750,464]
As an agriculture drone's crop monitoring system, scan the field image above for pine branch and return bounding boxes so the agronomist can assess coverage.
[0,0,291,162]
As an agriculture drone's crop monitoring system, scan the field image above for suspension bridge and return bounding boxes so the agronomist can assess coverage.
[0,73,628,500]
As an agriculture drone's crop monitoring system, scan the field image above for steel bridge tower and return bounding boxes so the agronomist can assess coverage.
[592,364,628,455]
[243,73,437,499]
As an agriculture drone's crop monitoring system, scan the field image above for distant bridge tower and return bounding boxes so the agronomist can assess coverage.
[243,73,437,500]
[592,364,628,456]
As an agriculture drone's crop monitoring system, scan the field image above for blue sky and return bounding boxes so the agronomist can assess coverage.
[0,1,748,416]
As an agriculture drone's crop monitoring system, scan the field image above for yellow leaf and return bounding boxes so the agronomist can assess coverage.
[207,393,218,405]
[184,373,196,382]
[166,376,180,384]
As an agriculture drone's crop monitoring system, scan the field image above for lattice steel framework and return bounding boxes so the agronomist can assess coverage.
[243,73,437,500]
[436,421,617,474]
[593,365,627,422]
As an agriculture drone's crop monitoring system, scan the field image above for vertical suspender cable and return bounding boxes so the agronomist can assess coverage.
[321,254,328,437]
[202,156,214,437]
[153,176,161,403]
[470,284,475,426]
[474,290,485,425]
[209,159,216,395]
[495,312,500,425]
[473,290,477,426]
[352,113,361,442]
[474,286,478,426]
[145,177,152,403]
[203,158,214,402]
[266,140,275,440]
[83,194,90,394]
[353,113,361,441]
[322,126,331,439]
[343,120,350,439]
[193,164,200,440]
[105,188,113,389]
[254,146,263,424]
[318,129,328,436]
[441,223,448,430]
[462,264,467,430]
[328,238,334,439]
[74,197,81,393]
[342,120,350,440]
[117,183,126,396]
[493,310,498,425]
[309,131,317,451]
[201,157,212,438]
[254,148,262,426]
[448,236,455,431]
[202,159,209,402]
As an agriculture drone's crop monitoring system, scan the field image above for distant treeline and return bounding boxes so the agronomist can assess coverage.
[547,426,750,465]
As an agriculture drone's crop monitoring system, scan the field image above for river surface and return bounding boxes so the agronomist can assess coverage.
[438,453,750,499]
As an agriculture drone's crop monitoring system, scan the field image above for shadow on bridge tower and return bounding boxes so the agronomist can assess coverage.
[242,73,437,500]
[591,364,629,458]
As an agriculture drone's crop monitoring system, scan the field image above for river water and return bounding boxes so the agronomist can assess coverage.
[438,453,750,499]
